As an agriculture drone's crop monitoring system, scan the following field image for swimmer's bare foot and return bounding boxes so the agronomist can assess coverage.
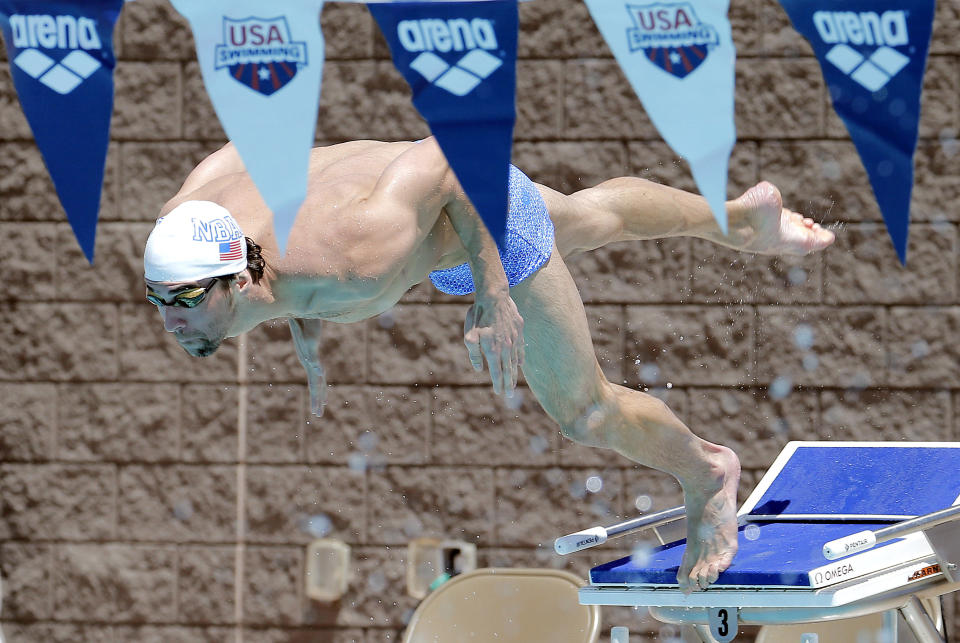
[717,181,835,256]
[677,445,740,593]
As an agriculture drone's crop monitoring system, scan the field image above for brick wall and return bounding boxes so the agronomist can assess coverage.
[1,0,958,641]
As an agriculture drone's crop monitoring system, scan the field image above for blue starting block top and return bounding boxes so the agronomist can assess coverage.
[590,442,960,589]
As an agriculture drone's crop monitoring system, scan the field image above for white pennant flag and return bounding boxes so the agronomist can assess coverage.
[584,0,735,232]
[170,0,325,253]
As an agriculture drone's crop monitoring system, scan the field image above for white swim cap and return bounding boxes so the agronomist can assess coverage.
[144,201,248,282]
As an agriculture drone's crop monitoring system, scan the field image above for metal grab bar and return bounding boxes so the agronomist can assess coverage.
[823,504,960,560]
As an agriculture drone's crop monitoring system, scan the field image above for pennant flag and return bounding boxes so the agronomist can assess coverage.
[170,0,325,254]
[778,0,934,264]
[583,0,735,232]
[369,0,518,244]
[0,0,123,262]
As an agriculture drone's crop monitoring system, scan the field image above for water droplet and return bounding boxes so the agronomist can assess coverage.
[585,475,603,493]
[788,266,807,286]
[744,523,761,541]
[821,159,841,180]
[665,382,673,389]
[658,624,680,642]
[403,515,423,538]
[634,494,653,512]
[529,435,549,455]
[348,452,368,473]
[911,340,930,358]
[302,514,333,538]
[357,430,379,453]
[568,481,587,500]
[631,543,653,566]
[367,570,388,593]
[505,388,524,411]
[173,499,193,521]
[769,376,792,400]
[637,363,660,382]
[769,417,789,436]
[378,311,395,329]
[940,128,959,158]
[793,324,814,349]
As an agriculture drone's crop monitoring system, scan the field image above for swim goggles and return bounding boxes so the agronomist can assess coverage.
[146,277,221,308]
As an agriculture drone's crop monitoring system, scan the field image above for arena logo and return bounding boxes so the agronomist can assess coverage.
[813,10,911,92]
[396,18,503,96]
[9,14,104,95]
[213,16,308,97]
[625,2,720,79]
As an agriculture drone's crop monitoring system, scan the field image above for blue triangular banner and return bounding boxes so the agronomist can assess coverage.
[0,0,123,263]
[778,0,934,264]
[369,0,518,244]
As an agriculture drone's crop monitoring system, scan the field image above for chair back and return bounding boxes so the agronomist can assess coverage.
[403,567,601,643]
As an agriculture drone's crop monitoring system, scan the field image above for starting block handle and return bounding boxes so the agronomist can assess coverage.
[554,506,685,555]
[555,527,608,555]
[823,503,960,560]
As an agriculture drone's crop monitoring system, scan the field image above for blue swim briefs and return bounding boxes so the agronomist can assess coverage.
[429,165,554,296]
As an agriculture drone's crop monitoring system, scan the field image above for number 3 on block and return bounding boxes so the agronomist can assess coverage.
[708,607,738,642]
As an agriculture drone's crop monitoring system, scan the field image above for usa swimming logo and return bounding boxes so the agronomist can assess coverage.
[213,17,308,96]
[397,18,502,96]
[8,14,104,95]
[813,10,910,92]
[625,3,719,79]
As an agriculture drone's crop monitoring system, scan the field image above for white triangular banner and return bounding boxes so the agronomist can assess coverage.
[584,0,735,232]
[170,0,325,253]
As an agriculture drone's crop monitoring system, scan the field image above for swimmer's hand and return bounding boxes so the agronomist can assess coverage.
[289,318,328,417]
[463,294,524,396]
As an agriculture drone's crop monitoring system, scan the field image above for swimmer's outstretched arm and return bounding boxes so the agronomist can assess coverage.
[289,317,327,417]
[375,139,524,397]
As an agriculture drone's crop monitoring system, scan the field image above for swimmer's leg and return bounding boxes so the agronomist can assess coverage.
[538,178,835,258]
[510,248,740,592]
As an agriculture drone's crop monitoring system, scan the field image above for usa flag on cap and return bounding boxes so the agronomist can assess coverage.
[219,239,243,261]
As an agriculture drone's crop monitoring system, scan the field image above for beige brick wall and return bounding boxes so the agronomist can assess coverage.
[1,0,959,641]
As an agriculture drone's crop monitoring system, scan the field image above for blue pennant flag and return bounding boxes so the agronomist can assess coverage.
[778,0,934,264]
[171,0,326,255]
[0,0,123,263]
[369,0,518,244]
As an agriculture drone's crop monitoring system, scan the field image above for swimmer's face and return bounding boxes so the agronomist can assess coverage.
[145,276,235,357]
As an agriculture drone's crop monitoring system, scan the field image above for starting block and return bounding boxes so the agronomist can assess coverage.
[556,442,960,643]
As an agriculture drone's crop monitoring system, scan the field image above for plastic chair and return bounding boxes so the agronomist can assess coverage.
[402,568,601,643]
